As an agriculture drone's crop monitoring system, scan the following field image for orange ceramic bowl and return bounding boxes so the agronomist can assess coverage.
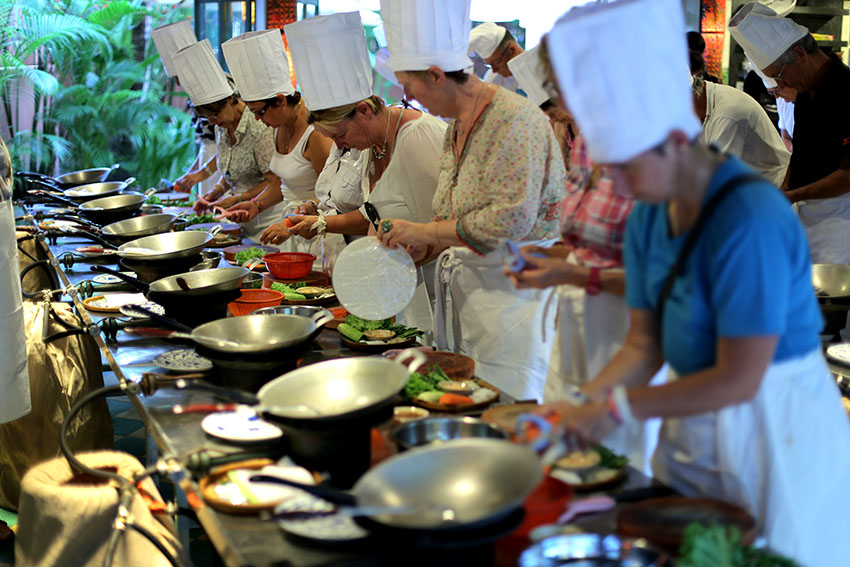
[263,252,315,279]
[228,289,285,316]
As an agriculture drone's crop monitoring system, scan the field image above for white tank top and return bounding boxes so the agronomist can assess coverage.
[269,125,318,203]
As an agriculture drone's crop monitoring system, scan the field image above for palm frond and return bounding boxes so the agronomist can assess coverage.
[16,9,109,59]
[86,0,153,29]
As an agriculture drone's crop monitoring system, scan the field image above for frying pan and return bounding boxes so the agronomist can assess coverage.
[253,305,333,341]
[16,165,117,188]
[100,214,176,239]
[812,264,850,301]
[254,439,542,530]
[91,265,248,298]
[34,190,146,225]
[117,231,212,262]
[61,178,135,201]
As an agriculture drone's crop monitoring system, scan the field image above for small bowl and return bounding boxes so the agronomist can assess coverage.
[263,252,316,279]
[392,416,507,451]
[393,406,430,425]
[241,272,265,289]
[228,289,285,316]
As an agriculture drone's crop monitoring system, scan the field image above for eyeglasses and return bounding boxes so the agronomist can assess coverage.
[249,101,272,118]
[771,60,790,83]
[484,44,511,70]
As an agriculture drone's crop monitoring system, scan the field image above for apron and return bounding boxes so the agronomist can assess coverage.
[197,138,221,196]
[0,194,30,424]
[652,349,850,567]
[434,244,557,401]
[797,193,850,264]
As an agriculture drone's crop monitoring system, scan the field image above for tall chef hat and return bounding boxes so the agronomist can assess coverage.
[751,57,777,89]
[284,12,373,112]
[222,30,295,102]
[172,39,234,106]
[547,0,701,164]
[381,0,473,73]
[151,20,197,78]
[468,22,507,59]
[729,2,808,70]
[507,45,549,107]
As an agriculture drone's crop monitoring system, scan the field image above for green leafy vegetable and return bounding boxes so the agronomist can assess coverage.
[594,445,628,470]
[175,213,216,228]
[678,524,799,567]
[343,314,424,341]
[404,364,450,399]
[269,281,307,294]
[235,247,269,266]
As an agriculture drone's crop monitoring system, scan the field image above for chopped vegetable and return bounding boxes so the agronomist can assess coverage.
[338,323,363,342]
[678,524,799,567]
[342,314,423,343]
[234,247,269,266]
[594,445,628,470]
[176,213,217,228]
[331,308,349,319]
[438,393,474,405]
[284,216,296,228]
[414,391,444,404]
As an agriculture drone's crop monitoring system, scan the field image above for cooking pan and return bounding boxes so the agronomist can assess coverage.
[253,305,333,341]
[255,438,542,530]
[16,164,117,188]
[91,265,248,298]
[34,190,146,225]
[100,214,176,239]
[61,178,135,201]
[812,264,850,301]
[118,231,212,262]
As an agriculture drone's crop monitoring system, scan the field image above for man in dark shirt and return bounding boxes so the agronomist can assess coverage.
[731,2,850,263]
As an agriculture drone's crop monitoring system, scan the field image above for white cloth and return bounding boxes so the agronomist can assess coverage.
[701,82,790,186]
[652,348,850,567]
[484,70,519,94]
[434,245,557,402]
[172,39,233,106]
[776,97,794,136]
[548,0,701,164]
[198,138,220,195]
[222,29,294,101]
[760,0,797,17]
[506,45,548,106]
[285,12,373,112]
[729,2,808,71]
[151,20,197,78]
[316,146,368,214]
[468,22,506,59]
[797,194,850,264]
[381,0,474,73]
[0,196,30,424]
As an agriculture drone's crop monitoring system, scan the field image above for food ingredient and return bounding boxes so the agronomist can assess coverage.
[343,314,423,342]
[176,213,216,228]
[145,194,190,207]
[295,286,325,299]
[331,308,349,319]
[363,329,396,340]
[404,364,451,399]
[337,323,363,342]
[438,393,474,405]
[269,281,309,301]
[284,216,296,228]
[678,523,798,567]
[595,444,628,470]
[235,247,270,266]
[556,450,601,471]
[414,391,444,404]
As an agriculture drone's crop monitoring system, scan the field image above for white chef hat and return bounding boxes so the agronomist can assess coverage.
[468,22,507,59]
[751,57,778,89]
[151,20,197,78]
[760,0,797,17]
[507,45,549,107]
[547,0,701,164]
[381,0,474,73]
[172,39,234,107]
[284,12,373,112]
[222,30,295,102]
[729,2,808,70]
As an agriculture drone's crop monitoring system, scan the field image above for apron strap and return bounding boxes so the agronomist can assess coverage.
[657,173,763,327]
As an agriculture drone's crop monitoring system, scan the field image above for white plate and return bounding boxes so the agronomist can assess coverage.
[332,236,416,320]
[276,491,369,542]
[153,349,213,372]
[201,410,283,443]
[93,272,135,284]
[119,301,165,319]
[38,219,83,231]
[827,343,850,365]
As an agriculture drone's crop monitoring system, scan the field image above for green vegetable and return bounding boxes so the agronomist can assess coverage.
[176,213,217,229]
[270,281,308,296]
[338,323,363,342]
[403,365,451,399]
[235,247,268,266]
[343,314,424,340]
[415,391,444,403]
[678,523,799,567]
[594,445,628,470]
[283,291,306,301]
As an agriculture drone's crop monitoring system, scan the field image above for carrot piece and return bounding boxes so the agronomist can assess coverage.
[284,216,296,228]
[331,308,349,319]
[438,393,474,405]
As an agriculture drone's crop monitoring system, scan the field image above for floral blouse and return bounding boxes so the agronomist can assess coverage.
[215,108,275,193]
[432,88,566,255]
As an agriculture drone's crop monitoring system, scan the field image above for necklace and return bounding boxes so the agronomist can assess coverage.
[372,108,393,159]
[456,82,487,138]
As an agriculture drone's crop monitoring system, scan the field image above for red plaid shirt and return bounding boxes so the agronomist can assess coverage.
[560,136,633,269]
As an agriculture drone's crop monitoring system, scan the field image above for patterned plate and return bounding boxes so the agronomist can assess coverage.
[827,343,850,366]
[93,272,135,284]
[201,410,283,443]
[332,236,416,320]
[119,301,165,319]
[276,491,370,542]
[153,349,213,372]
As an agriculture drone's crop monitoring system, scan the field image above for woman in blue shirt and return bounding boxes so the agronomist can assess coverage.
[542,2,850,566]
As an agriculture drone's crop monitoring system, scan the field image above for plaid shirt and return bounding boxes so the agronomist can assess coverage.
[560,135,633,269]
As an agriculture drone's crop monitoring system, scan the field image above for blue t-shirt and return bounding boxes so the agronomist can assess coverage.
[624,156,822,375]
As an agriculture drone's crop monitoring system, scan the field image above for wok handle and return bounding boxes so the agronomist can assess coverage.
[249,474,358,507]
[122,304,193,334]
[310,309,334,327]
[173,380,260,406]
[90,265,150,293]
[394,348,427,374]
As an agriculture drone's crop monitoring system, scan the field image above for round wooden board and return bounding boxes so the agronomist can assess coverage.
[222,244,278,264]
[187,222,242,236]
[82,295,121,313]
[340,335,416,353]
[206,235,242,248]
[480,402,540,435]
[554,466,628,493]
[199,459,279,515]
[410,378,500,413]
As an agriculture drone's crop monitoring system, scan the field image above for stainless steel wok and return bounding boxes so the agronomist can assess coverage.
[62,178,134,200]
[190,311,334,354]
[812,264,850,301]
[54,166,117,186]
[118,230,212,262]
[101,214,176,239]
[79,193,145,214]
[92,265,248,297]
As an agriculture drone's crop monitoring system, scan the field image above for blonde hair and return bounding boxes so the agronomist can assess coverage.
[306,95,385,128]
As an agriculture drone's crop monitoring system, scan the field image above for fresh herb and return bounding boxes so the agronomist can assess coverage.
[594,445,628,470]
[144,194,190,207]
[678,524,799,567]
[270,281,307,294]
[234,247,269,266]
[343,314,424,340]
[404,364,450,399]
[175,213,216,228]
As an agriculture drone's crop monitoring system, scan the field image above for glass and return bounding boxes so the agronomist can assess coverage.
[249,101,271,118]
[226,1,250,42]
[199,3,220,52]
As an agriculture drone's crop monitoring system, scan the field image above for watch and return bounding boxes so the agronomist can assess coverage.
[585,267,602,296]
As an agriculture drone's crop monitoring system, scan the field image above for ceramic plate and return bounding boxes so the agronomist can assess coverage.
[332,236,416,320]
[119,301,165,319]
[201,410,283,443]
[827,343,850,365]
[93,272,135,285]
[276,491,369,542]
[153,349,213,372]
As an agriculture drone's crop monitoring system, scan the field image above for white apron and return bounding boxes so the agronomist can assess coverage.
[197,138,221,196]
[0,195,30,423]
[231,183,284,245]
[544,281,660,474]
[797,193,850,264]
[434,245,557,401]
[652,349,850,567]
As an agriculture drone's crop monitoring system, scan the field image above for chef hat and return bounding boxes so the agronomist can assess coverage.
[381,0,474,73]
[751,57,778,89]
[151,20,197,78]
[507,45,549,107]
[172,39,234,106]
[222,30,295,102]
[547,0,701,164]
[469,22,507,59]
[729,2,808,70]
[760,0,797,17]
[284,12,373,112]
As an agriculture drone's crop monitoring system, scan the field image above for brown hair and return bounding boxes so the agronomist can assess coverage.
[408,69,470,85]
[306,95,386,128]
[256,91,302,108]
[195,94,240,117]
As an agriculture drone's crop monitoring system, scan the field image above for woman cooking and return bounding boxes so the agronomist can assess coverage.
[172,39,283,244]
[541,2,850,566]
[220,30,335,266]
[376,0,566,401]
[280,11,447,332]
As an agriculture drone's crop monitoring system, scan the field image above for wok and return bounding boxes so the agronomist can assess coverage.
[62,178,134,201]
[118,231,212,262]
[100,214,176,239]
[253,305,333,340]
[91,265,248,298]
[255,438,542,530]
[192,312,332,354]
[812,264,850,301]
[17,165,117,188]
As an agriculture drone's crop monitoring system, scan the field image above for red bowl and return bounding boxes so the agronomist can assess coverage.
[263,252,315,279]
[228,289,285,316]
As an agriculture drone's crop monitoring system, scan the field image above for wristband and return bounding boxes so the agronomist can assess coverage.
[203,164,215,177]
[251,198,264,213]
[585,267,602,296]
[610,386,636,426]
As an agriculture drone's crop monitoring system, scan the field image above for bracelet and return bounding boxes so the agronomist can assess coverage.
[251,198,264,213]
[610,386,637,426]
[311,210,328,237]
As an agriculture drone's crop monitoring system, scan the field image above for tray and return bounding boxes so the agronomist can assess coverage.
[187,222,242,236]
[199,459,282,515]
[263,271,331,287]
[340,335,416,353]
[410,378,500,413]
[206,234,242,248]
[82,293,148,314]
[223,244,278,265]
[480,402,540,434]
